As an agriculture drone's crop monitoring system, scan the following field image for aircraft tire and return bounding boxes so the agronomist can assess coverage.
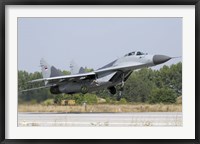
[108,86,116,95]
[117,96,121,101]
[81,85,88,94]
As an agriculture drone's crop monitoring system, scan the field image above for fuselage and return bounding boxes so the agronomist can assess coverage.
[51,51,171,94]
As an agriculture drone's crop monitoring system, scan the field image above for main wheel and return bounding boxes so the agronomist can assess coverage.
[117,96,121,101]
[81,85,88,94]
[108,86,116,95]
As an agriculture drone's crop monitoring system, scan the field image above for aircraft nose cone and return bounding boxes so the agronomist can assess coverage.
[153,55,171,65]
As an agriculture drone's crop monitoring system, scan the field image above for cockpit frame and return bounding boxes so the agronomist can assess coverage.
[124,51,146,57]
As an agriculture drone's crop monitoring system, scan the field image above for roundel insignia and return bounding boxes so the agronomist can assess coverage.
[44,66,48,71]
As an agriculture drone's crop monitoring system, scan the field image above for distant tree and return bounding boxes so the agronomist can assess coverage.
[53,94,64,104]
[119,98,127,104]
[62,70,71,75]
[148,88,176,104]
[83,93,98,104]
[18,71,53,103]
[154,62,182,96]
[18,62,182,104]
[123,68,156,102]
[84,67,94,72]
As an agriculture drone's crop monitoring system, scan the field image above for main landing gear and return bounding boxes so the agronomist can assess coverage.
[108,86,117,95]
[116,73,126,100]
[117,83,124,101]
[108,73,125,101]
[81,85,88,94]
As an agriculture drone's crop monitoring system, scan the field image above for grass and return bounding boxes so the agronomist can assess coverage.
[18,103,182,113]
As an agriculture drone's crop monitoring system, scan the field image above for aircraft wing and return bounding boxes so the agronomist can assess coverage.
[29,72,96,84]
[29,63,146,85]
[19,85,54,93]
[95,62,147,74]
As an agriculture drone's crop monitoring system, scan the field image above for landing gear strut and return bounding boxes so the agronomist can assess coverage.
[117,91,122,101]
[117,73,125,101]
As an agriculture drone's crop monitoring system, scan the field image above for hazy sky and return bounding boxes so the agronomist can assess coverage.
[18,18,182,73]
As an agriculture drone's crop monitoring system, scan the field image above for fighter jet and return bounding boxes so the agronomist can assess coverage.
[23,51,173,100]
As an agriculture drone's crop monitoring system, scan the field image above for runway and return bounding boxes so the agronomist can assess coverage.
[18,112,182,127]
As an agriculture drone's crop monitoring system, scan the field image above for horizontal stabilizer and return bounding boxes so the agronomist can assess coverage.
[70,60,86,74]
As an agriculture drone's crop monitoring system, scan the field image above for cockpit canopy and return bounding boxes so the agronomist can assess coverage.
[124,51,146,57]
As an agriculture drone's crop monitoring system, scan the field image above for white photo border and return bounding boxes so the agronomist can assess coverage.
[5,5,195,139]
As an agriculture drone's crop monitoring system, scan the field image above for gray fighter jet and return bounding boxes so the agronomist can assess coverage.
[24,51,173,99]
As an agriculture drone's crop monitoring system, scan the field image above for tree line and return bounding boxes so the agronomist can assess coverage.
[18,62,182,104]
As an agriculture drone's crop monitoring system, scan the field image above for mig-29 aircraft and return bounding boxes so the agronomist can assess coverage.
[22,51,174,100]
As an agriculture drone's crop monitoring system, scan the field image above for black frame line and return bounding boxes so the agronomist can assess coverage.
[0,0,199,144]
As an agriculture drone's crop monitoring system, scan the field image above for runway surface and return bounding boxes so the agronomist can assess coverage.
[18,112,182,127]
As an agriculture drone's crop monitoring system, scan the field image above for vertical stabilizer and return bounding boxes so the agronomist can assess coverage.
[40,58,51,79]
[70,60,85,74]
[40,58,64,79]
